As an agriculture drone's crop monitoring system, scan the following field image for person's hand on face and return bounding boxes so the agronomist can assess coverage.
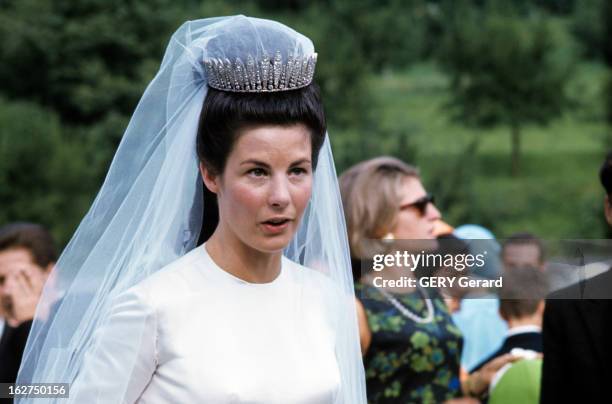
[0,249,48,327]
[2,265,46,327]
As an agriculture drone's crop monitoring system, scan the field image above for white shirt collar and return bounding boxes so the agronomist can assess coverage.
[506,324,541,337]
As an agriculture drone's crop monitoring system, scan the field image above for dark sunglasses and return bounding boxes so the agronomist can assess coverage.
[400,193,435,216]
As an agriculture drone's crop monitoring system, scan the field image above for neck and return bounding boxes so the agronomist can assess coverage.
[205,225,282,283]
[506,315,542,330]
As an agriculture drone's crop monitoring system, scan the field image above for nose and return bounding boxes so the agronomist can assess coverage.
[268,174,291,210]
[426,203,441,221]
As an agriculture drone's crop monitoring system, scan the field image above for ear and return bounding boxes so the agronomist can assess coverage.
[498,307,508,323]
[538,261,547,272]
[605,195,612,226]
[200,162,219,194]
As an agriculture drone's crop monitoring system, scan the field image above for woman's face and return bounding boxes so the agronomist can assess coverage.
[390,176,441,240]
[203,124,313,253]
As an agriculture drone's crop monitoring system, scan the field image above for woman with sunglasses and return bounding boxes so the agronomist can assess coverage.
[339,156,464,403]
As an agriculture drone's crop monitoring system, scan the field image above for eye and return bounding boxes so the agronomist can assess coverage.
[289,167,308,176]
[247,167,267,177]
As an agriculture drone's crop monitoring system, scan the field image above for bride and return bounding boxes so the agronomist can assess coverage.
[17,16,366,403]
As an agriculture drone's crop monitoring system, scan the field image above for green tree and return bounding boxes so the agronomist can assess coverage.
[605,0,612,68]
[572,0,605,59]
[533,0,574,14]
[0,98,101,244]
[256,0,434,71]
[439,4,573,175]
[330,0,429,71]
[0,0,192,127]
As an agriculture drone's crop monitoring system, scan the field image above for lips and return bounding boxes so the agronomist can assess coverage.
[261,217,292,234]
[263,217,290,225]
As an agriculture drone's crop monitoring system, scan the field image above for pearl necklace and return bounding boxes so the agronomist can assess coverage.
[379,287,435,324]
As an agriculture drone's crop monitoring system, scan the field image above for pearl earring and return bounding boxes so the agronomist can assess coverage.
[382,232,395,242]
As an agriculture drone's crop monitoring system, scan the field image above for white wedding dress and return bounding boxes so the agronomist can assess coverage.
[69,245,341,403]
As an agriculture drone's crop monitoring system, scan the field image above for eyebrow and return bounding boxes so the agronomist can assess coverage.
[240,158,312,167]
[290,158,312,166]
[240,159,270,168]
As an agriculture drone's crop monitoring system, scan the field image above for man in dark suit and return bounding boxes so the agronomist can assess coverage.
[0,223,57,403]
[540,151,612,403]
[471,267,547,373]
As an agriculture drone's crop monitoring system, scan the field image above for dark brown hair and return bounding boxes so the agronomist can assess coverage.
[0,222,58,268]
[499,267,548,319]
[502,232,546,264]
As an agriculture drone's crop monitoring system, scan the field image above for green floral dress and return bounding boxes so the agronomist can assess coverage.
[357,283,463,403]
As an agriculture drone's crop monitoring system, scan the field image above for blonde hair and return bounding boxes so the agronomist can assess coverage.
[339,156,419,258]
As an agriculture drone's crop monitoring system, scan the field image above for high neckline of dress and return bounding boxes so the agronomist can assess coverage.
[199,243,287,287]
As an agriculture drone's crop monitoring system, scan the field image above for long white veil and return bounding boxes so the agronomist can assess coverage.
[16,16,366,403]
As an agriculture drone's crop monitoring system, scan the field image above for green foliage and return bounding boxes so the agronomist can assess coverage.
[440,7,572,127]
[271,4,374,129]
[606,74,612,142]
[372,62,608,238]
[0,0,193,126]
[605,0,612,67]
[571,0,605,59]
[603,0,612,154]
[256,0,437,71]
[533,0,574,14]
[434,151,607,238]
[330,0,431,71]
[0,98,100,244]
[438,2,573,174]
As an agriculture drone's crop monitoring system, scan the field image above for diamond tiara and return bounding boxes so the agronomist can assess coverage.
[203,51,317,93]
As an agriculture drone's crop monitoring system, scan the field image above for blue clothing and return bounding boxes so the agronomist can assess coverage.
[452,297,507,370]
